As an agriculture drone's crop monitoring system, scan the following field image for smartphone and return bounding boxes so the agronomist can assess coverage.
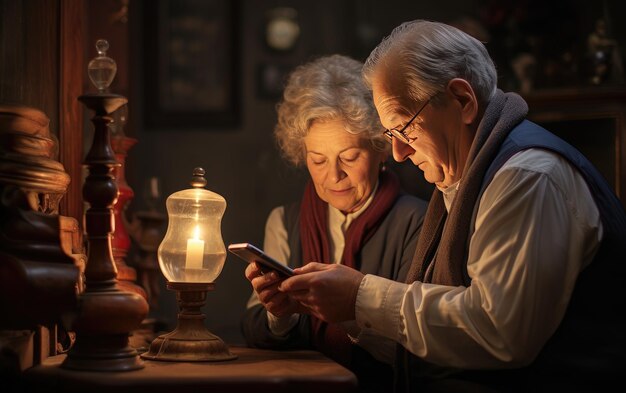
[227,243,294,277]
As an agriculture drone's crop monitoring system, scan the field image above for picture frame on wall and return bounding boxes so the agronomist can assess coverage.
[143,0,239,129]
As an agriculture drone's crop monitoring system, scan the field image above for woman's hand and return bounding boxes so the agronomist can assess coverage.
[278,262,365,323]
[244,262,306,317]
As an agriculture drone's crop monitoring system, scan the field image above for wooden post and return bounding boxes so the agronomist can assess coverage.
[62,93,148,372]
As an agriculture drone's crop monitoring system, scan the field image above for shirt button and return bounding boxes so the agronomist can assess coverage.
[364,322,372,329]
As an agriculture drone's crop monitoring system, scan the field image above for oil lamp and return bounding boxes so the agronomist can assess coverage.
[141,167,236,361]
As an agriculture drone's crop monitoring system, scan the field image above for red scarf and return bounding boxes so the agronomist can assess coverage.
[299,170,400,366]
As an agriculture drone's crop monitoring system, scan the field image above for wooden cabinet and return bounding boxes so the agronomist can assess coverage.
[0,0,84,223]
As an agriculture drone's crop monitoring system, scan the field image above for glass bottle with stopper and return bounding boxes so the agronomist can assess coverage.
[87,39,117,93]
[141,167,236,361]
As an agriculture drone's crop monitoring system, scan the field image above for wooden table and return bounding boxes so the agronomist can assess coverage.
[24,346,358,393]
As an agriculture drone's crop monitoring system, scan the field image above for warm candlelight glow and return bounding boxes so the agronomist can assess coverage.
[185,226,204,269]
[144,167,235,361]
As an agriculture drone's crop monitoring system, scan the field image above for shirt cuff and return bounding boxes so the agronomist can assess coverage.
[267,312,299,336]
[343,319,396,365]
[355,274,407,342]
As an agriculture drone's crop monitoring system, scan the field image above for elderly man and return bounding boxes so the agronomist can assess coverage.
[279,20,626,392]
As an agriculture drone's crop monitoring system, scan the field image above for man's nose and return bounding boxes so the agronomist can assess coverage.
[391,138,414,162]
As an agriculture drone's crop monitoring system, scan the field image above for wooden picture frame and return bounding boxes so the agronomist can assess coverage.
[143,0,238,129]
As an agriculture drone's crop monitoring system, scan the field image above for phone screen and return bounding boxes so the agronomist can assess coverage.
[228,243,294,277]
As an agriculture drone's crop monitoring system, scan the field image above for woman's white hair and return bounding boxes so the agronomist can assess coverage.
[275,54,388,167]
[363,20,497,105]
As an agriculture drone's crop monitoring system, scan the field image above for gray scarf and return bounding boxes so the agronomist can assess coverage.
[406,90,528,285]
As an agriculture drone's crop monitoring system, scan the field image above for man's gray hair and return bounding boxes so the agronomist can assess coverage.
[363,20,497,105]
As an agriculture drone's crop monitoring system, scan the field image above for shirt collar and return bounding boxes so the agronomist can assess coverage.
[437,179,461,212]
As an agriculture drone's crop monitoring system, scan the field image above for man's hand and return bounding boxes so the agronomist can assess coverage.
[244,262,305,317]
[278,262,365,323]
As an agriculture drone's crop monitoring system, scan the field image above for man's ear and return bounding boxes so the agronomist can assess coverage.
[446,78,478,125]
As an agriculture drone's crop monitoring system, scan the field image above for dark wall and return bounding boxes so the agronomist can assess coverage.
[125,0,626,345]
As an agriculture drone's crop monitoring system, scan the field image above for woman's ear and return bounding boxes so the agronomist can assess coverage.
[446,78,478,125]
[379,151,389,171]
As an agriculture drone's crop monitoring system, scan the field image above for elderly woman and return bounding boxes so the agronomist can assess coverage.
[241,54,427,391]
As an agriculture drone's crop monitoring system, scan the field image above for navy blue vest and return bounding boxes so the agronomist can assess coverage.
[400,121,626,392]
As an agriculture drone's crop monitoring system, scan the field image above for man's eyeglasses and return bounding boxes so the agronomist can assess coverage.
[383,98,431,144]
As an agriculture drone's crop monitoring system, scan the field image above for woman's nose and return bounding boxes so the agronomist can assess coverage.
[391,138,414,162]
[329,162,347,183]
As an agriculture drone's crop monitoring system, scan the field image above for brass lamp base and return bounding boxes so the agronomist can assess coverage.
[141,282,237,362]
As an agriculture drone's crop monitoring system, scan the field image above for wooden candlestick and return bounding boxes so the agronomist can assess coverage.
[62,93,148,372]
[111,132,146,299]
[131,209,166,309]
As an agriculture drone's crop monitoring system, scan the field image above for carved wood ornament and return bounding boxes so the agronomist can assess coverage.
[0,103,84,331]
